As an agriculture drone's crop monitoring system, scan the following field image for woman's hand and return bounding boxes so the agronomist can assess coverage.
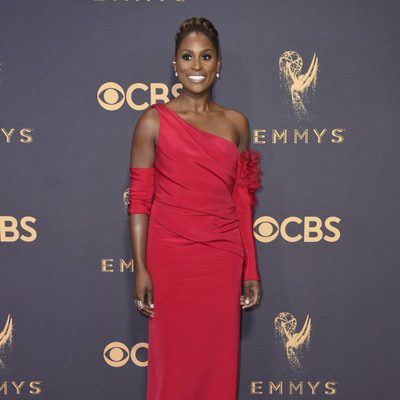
[240,280,261,310]
[133,268,155,318]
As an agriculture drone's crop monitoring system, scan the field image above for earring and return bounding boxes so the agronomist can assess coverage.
[175,70,178,77]
[216,71,220,79]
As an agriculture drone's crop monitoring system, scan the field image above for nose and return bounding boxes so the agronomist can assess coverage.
[191,57,202,70]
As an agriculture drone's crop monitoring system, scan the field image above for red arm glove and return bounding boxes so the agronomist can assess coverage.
[128,167,155,216]
[232,149,263,281]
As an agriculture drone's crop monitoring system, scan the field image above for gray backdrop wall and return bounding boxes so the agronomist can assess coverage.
[0,0,399,399]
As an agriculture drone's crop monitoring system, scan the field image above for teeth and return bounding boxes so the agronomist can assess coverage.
[188,75,206,81]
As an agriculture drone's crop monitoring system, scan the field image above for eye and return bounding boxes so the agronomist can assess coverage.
[181,53,212,61]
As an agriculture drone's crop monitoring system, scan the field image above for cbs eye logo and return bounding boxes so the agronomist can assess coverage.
[254,216,341,243]
[97,82,182,111]
[103,341,148,368]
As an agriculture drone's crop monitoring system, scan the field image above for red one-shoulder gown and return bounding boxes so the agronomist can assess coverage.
[128,102,262,400]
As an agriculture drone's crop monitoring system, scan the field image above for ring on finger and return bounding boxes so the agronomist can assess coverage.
[135,300,144,310]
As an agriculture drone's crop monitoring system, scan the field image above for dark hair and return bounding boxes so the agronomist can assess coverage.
[175,17,220,59]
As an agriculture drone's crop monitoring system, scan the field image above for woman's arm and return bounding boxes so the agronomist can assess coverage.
[231,111,262,309]
[128,107,159,317]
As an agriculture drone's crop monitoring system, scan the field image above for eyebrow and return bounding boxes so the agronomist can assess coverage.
[179,48,214,53]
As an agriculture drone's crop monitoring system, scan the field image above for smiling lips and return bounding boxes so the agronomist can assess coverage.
[187,75,206,83]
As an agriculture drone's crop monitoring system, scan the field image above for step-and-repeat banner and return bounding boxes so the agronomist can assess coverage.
[0,1,398,399]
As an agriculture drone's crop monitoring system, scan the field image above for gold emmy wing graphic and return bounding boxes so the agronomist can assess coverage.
[279,51,319,119]
[0,314,14,370]
[274,312,311,370]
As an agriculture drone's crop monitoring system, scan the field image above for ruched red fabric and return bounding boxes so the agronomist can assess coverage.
[128,167,155,216]
[128,102,263,400]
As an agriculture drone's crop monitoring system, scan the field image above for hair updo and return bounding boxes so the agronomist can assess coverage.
[175,17,220,59]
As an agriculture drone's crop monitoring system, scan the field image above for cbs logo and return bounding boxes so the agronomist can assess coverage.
[254,216,341,242]
[103,341,148,368]
[97,82,182,111]
[0,216,37,242]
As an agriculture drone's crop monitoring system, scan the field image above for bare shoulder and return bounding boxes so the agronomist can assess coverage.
[214,104,249,128]
[130,105,159,167]
[225,108,249,130]
[220,106,250,149]
[133,105,159,140]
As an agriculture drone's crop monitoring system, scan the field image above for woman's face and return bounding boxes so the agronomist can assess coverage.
[174,31,220,92]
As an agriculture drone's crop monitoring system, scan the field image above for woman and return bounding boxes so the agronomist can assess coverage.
[128,17,263,400]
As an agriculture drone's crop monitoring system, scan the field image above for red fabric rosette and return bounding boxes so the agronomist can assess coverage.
[235,148,263,208]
